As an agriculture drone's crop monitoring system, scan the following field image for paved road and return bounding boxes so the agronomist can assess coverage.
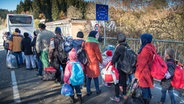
[0,48,184,104]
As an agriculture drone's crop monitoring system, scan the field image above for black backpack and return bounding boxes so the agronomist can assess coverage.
[119,45,137,74]
[77,42,88,65]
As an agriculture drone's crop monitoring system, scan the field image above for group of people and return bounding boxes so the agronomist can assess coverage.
[2,22,178,104]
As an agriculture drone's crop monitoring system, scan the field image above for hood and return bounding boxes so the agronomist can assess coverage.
[69,48,77,61]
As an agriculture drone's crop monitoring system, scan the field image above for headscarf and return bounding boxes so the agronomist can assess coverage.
[138,33,153,54]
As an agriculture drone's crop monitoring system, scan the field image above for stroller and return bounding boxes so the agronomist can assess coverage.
[124,78,144,104]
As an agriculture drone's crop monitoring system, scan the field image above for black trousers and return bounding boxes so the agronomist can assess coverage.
[115,70,127,97]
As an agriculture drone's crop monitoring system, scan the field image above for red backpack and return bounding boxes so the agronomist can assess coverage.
[150,53,168,80]
[171,65,184,89]
[101,61,119,84]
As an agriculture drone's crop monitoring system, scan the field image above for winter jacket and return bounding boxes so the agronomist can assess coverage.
[84,37,102,78]
[64,49,84,84]
[102,56,112,68]
[49,36,66,70]
[72,39,85,52]
[160,59,175,89]
[111,42,128,71]
[21,37,33,55]
[135,43,156,88]
[36,30,55,53]
[9,32,23,52]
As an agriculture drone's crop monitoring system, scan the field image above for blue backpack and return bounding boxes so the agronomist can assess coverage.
[70,62,84,86]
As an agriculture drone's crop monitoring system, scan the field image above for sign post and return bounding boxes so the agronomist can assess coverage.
[96,4,108,46]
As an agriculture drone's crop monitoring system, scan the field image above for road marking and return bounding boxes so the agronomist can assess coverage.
[11,70,21,103]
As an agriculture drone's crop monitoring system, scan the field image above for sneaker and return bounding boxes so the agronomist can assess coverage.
[110,96,120,102]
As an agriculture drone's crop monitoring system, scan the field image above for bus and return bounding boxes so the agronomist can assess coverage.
[6,14,34,37]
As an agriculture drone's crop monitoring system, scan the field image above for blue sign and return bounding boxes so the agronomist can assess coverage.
[96,4,108,21]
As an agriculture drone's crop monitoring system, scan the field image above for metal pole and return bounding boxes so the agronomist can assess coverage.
[104,21,106,46]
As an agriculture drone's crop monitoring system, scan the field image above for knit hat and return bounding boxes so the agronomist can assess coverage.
[88,31,98,38]
[106,50,112,56]
[69,48,77,60]
[55,27,61,35]
[77,31,84,38]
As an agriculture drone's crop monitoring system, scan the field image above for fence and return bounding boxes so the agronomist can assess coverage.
[101,37,184,64]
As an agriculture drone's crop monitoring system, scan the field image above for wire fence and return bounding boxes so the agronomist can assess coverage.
[100,37,184,64]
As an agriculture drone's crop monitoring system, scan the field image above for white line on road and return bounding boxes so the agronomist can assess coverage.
[11,70,21,103]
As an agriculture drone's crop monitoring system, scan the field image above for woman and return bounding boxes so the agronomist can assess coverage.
[110,34,129,102]
[84,30,102,95]
[135,33,156,104]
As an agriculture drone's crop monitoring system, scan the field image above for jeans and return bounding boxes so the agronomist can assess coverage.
[25,55,36,69]
[71,85,82,95]
[13,52,23,66]
[161,88,176,104]
[141,87,152,100]
[36,56,43,75]
[86,77,100,93]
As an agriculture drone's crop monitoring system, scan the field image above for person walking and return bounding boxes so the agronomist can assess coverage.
[110,34,129,102]
[36,23,55,76]
[64,48,84,104]
[135,33,156,104]
[72,31,85,52]
[49,27,67,83]
[9,28,24,67]
[157,48,176,104]
[21,32,36,70]
[84,30,102,95]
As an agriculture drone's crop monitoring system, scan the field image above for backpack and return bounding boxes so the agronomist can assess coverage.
[70,62,84,86]
[56,37,67,63]
[119,46,137,74]
[64,36,73,53]
[101,61,119,84]
[77,42,88,65]
[150,53,168,80]
[171,65,184,89]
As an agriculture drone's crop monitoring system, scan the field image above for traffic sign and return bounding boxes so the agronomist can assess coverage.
[96,4,108,21]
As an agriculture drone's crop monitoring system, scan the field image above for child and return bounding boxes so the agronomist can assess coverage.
[21,32,36,70]
[157,48,176,104]
[102,50,113,87]
[64,48,84,104]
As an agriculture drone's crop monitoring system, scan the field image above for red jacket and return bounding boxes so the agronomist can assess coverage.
[84,42,102,78]
[135,43,156,88]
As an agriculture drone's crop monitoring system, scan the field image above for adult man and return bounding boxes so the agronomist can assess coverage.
[36,23,55,74]
[49,27,67,83]
[9,28,23,67]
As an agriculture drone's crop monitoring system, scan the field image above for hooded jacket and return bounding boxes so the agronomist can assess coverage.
[135,43,156,88]
[64,49,84,84]
[9,32,23,52]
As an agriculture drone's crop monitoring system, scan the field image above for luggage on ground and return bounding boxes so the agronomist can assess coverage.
[6,51,18,69]
[101,61,119,84]
[43,66,56,81]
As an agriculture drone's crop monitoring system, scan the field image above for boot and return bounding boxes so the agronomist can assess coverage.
[143,99,150,104]
[77,95,82,104]
[70,95,77,103]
